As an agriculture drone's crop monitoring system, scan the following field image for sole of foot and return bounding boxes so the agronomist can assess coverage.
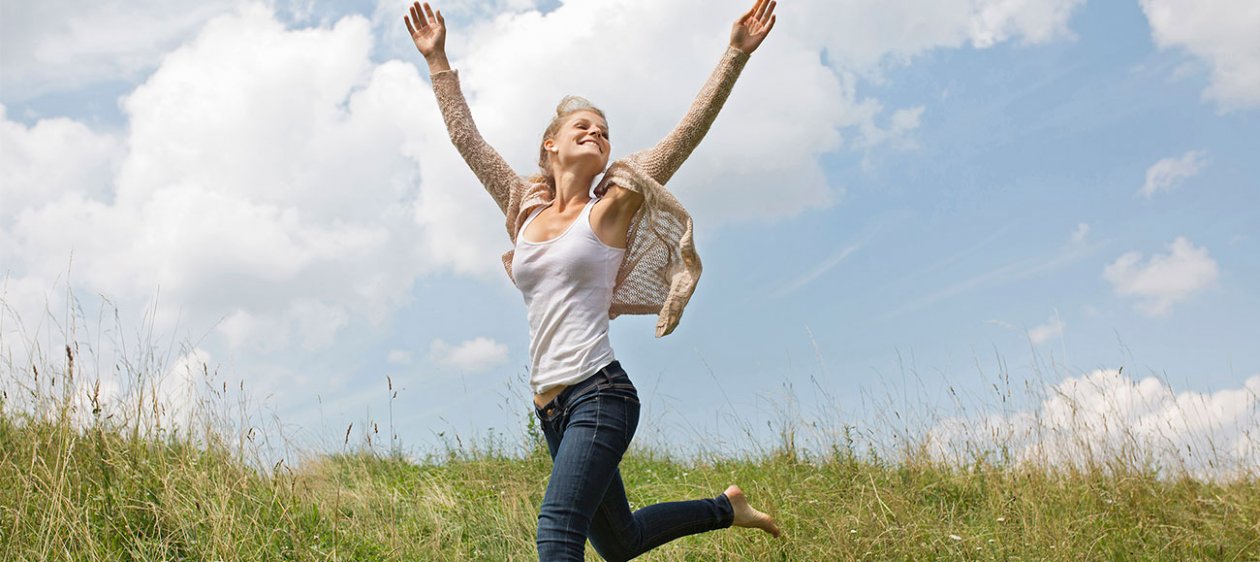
[724,485,782,538]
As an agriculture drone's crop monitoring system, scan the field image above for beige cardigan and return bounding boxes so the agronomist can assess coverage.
[431,46,750,337]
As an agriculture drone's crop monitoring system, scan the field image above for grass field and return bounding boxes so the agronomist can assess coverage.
[3,351,1259,561]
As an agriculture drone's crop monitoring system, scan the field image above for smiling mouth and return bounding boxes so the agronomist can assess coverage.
[578,140,603,153]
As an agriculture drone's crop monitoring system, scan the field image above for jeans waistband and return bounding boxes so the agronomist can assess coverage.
[560,360,624,403]
[538,360,624,416]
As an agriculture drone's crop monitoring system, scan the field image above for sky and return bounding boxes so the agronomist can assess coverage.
[2,0,1257,475]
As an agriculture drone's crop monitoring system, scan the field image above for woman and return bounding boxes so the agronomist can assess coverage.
[405,1,781,559]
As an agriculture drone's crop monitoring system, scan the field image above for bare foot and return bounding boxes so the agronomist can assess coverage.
[723,485,782,538]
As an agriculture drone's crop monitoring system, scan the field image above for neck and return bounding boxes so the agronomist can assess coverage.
[551,167,598,209]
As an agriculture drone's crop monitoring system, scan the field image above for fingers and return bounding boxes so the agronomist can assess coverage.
[410,2,426,30]
[404,14,415,35]
[762,13,776,35]
[423,2,437,26]
[435,8,444,27]
[758,0,776,25]
[753,0,769,21]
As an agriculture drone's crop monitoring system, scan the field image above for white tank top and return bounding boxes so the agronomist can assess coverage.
[512,197,626,395]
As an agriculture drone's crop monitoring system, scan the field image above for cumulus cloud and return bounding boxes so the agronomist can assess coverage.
[1027,312,1064,345]
[60,347,214,431]
[1140,149,1207,198]
[1103,237,1219,316]
[0,105,123,222]
[428,337,509,372]
[2,6,462,357]
[414,0,844,225]
[930,369,1260,480]
[1139,0,1260,111]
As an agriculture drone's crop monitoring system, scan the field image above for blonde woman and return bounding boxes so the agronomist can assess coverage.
[405,1,781,559]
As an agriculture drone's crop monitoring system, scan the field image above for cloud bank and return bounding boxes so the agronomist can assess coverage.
[930,369,1260,479]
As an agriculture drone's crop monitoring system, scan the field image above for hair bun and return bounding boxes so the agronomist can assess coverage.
[556,95,598,116]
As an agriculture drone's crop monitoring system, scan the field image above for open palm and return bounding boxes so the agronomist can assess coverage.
[404,1,445,59]
[730,0,777,54]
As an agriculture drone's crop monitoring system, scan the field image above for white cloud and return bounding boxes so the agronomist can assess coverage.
[1103,237,1219,316]
[1139,0,1260,111]
[423,0,846,225]
[930,369,1260,480]
[149,347,214,427]
[0,0,242,101]
[63,347,213,432]
[373,0,1085,225]
[1027,312,1064,345]
[428,337,509,372]
[793,0,1085,73]
[0,105,122,223]
[1140,149,1207,198]
[3,6,455,356]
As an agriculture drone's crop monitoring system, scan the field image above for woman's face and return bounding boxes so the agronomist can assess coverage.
[546,110,610,172]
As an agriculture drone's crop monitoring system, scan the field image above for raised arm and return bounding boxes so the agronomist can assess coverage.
[632,0,777,185]
[405,2,523,214]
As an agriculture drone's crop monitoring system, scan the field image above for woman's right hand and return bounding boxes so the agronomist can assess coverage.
[404,2,447,62]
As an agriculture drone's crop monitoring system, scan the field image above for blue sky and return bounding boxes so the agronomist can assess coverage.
[2,0,1257,469]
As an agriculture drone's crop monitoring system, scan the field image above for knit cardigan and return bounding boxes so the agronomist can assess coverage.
[430,46,750,337]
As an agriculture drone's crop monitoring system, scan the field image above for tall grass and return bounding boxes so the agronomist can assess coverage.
[2,298,1258,560]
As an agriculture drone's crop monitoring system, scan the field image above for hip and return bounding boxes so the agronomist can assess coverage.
[532,360,638,422]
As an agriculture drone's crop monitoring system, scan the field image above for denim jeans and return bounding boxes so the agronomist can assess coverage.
[534,361,734,561]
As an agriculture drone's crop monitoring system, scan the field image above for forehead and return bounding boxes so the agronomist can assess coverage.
[566,110,608,127]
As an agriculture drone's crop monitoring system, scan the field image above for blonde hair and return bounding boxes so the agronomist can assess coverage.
[529,96,608,191]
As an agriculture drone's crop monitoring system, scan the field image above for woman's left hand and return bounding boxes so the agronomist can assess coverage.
[730,0,777,55]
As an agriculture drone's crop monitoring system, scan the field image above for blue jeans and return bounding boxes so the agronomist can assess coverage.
[534,361,734,561]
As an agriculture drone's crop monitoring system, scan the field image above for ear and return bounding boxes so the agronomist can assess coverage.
[543,138,557,153]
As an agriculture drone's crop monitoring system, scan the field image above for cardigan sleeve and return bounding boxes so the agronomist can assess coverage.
[629,46,750,185]
[430,69,527,215]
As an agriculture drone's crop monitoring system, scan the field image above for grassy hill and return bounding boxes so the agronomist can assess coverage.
[4,396,1258,561]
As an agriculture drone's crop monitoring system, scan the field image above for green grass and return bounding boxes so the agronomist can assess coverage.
[1,308,1257,560]
[3,398,1258,561]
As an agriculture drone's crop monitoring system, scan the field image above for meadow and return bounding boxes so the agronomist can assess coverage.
[2,309,1258,561]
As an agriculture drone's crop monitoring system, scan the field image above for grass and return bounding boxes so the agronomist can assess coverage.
[4,418,1259,561]
[1,305,1258,560]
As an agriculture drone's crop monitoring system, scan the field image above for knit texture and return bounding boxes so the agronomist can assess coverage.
[431,46,750,337]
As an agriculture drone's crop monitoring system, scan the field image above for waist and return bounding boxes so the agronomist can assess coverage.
[526,326,616,395]
[532,360,624,411]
